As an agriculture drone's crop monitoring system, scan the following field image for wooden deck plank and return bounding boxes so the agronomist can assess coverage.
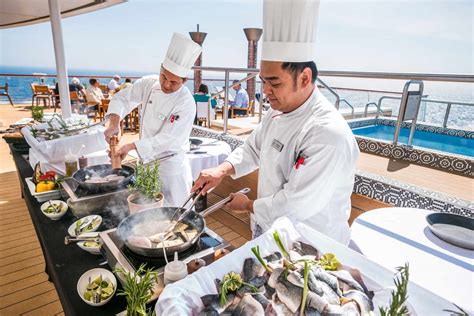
[0,264,45,286]
[0,229,36,245]
[0,289,59,315]
[0,219,34,231]
[0,214,33,226]
[0,281,56,308]
[22,300,63,316]
[0,273,49,297]
[0,235,39,252]
[1,241,42,258]
[0,226,36,239]
[0,254,44,276]
[0,247,42,268]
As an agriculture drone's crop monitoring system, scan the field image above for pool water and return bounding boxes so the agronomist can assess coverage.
[352,125,474,157]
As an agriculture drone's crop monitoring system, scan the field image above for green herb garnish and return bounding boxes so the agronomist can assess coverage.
[251,246,272,273]
[300,261,310,316]
[115,264,158,316]
[320,253,339,271]
[379,263,410,316]
[219,272,258,307]
[273,231,290,259]
[129,161,162,201]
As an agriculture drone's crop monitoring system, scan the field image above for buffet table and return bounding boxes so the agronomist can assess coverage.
[9,144,128,316]
[351,208,474,312]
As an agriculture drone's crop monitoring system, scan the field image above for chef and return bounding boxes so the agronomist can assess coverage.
[192,0,359,245]
[104,33,201,207]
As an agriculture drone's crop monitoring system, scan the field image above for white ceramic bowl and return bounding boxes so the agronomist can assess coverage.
[40,200,68,220]
[77,268,117,307]
[77,240,101,255]
[67,215,102,236]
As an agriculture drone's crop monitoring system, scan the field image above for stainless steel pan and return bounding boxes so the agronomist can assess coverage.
[72,164,135,192]
[116,188,250,257]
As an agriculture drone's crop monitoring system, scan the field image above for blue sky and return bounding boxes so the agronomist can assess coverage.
[0,0,472,75]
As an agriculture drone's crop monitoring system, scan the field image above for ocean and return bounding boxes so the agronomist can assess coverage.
[1,65,473,130]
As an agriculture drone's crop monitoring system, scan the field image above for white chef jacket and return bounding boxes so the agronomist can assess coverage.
[226,87,359,245]
[107,75,196,207]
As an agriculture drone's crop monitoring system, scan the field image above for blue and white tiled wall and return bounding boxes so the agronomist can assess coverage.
[191,125,473,218]
[348,118,474,177]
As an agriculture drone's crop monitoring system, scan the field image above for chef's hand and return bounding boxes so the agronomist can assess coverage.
[192,161,235,194]
[104,114,121,144]
[226,193,254,214]
[114,143,136,161]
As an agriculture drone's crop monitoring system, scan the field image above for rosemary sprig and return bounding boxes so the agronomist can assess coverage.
[299,261,310,316]
[273,231,290,259]
[442,303,470,316]
[115,264,158,316]
[379,263,410,316]
[251,246,272,273]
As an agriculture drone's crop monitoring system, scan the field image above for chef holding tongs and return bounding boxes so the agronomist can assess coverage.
[104,33,201,207]
[192,0,359,245]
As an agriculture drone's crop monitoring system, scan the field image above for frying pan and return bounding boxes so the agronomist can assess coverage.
[117,188,250,257]
[426,212,474,250]
[72,164,135,192]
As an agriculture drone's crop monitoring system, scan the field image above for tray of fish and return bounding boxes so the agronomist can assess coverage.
[156,217,457,315]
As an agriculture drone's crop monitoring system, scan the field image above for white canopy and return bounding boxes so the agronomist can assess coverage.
[0,0,126,118]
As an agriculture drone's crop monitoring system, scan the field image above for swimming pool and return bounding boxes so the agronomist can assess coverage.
[353,124,474,157]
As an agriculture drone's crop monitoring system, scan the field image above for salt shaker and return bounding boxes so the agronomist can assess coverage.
[163,252,188,285]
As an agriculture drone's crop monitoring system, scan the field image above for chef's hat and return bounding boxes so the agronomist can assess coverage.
[262,0,320,62]
[163,33,202,78]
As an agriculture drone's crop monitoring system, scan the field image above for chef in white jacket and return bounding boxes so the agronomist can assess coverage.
[192,0,359,245]
[104,33,201,207]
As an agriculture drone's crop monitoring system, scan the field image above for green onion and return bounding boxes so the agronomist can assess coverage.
[251,246,272,273]
[273,231,290,259]
[300,261,309,316]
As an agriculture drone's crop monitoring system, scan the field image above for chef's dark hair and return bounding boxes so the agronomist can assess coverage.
[89,78,98,85]
[281,61,318,84]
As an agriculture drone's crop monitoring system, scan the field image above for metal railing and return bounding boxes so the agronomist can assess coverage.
[375,95,474,128]
[193,66,261,134]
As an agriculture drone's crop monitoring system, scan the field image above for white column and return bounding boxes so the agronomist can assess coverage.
[48,0,71,118]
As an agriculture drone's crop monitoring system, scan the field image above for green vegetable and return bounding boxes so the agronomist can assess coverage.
[219,272,258,307]
[320,253,339,271]
[83,275,114,303]
[129,161,162,201]
[300,261,310,316]
[115,264,158,316]
[251,246,272,273]
[273,231,290,259]
[379,263,410,316]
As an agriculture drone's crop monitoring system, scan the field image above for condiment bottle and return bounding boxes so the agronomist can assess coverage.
[163,252,188,285]
[109,135,122,170]
[64,153,78,176]
[78,155,88,169]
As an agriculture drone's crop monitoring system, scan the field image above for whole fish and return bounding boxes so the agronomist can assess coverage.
[312,267,342,296]
[343,290,374,314]
[231,293,265,316]
[328,270,365,294]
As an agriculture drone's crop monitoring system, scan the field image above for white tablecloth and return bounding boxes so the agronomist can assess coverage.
[351,208,474,312]
[128,137,231,180]
[187,137,231,180]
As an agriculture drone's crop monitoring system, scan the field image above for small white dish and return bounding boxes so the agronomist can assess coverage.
[25,177,61,202]
[77,268,117,306]
[68,215,102,237]
[40,200,68,220]
[77,240,101,255]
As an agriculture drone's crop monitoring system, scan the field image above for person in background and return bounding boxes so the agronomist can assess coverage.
[119,78,133,91]
[68,77,87,113]
[193,83,217,125]
[85,78,105,117]
[108,75,121,92]
[192,0,359,246]
[229,79,249,116]
[103,33,201,207]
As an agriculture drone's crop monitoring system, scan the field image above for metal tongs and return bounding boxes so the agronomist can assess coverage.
[64,232,99,245]
[157,189,203,242]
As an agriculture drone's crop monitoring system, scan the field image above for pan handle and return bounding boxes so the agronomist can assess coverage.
[200,188,251,218]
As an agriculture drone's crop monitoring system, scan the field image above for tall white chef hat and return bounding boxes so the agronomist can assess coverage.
[162,33,202,78]
[261,0,320,62]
